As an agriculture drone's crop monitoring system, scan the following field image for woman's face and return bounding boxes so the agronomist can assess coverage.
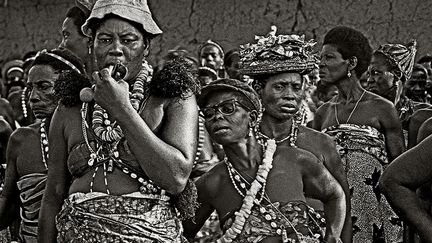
[367,54,395,96]
[59,17,89,63]
[319,44,349,84]
[93,18,147,81]
[200,46,223,70]
[203,91,251,145]
[261,72,304,121]
[27,65,58,119]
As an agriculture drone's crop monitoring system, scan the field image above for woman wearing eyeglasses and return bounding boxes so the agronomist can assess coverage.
[183,78,346,243]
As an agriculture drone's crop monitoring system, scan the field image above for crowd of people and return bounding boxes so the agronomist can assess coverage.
[1,0,432,242]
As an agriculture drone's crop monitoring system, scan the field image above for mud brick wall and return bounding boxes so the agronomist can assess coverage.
[1,0,431,67]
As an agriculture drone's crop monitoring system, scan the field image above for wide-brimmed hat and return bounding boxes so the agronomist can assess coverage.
[375,40,417,82]
[198,78,261,113]
[81,0,162,37]
[239,26,318,76]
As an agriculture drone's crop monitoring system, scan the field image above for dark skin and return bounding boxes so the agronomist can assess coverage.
[184,91,345,243]
[380,134,432,242]
[38,17,198,243]
[313,44,405,161]
[408,108,432,148]
[258,72,352,243]
[0,64,58,231]
[59,17,94,74]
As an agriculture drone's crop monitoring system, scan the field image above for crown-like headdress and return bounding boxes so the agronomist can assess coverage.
[239,26,318,76]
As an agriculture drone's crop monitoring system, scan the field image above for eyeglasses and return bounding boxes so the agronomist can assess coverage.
[201,99,247,120]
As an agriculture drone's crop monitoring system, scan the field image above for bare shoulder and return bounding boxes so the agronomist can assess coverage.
[297,126,337,156]
[299,125,334,144]
[10,126,38,144]
[315,99,334,116]
[195,162,226,198]
[364,91,394,109]
[275,146,320,169]
[411,108,432,124]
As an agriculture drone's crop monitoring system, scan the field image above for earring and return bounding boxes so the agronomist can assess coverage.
[248,126,253,138]
[347,71,352,78]
[88,46,92,55]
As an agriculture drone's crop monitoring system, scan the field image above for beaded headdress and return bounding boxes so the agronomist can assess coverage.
[199,40,225,59]
[239,26,319,76]
[375,40,417,82]
[35,49,82,74]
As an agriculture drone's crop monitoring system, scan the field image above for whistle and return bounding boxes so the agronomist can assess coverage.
[108,62,128,81]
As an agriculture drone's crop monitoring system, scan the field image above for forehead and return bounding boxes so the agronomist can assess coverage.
[96,18,143,36]
[321,44,340,54]
[201,46,221,55]
[27,65,58,83]
[370,54,389,69]
[265,72,303,84]
[204,90,239,106]
[62,17,77,30]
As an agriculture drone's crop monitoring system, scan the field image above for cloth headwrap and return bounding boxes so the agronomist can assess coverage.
[36,49,82,74]
[81,0,163,37]
[375,40,417,82]
[239,26,319,76]
[199,40,225,58]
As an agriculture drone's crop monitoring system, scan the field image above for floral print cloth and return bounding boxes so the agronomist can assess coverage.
[323,124,403,243]
[221,201,324,243]
[56,192,186,243]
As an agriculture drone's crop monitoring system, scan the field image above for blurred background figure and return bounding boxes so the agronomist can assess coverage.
[59,6,94,74]
[198,40,226,78]
[405,64,430,103]
[1,60,25,99]
[223,48,241,80]
[197,66,217,87]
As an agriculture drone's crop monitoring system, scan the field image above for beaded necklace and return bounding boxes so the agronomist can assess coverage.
[21,87,28,118]
[79,68,167,197]
[217,139,276,242]
[40,118,49,169]
[230,167,324,242]
[91,76,145,143]
[257,105,306,148]
[257,117,299,148]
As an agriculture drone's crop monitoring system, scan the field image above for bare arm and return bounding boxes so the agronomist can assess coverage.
[302,157,346,243]
[182,175,215,239]
[38,107,69,243]
[417,117,432,144]
[93,70,198,194]
[380,135,432,242]
[0,131,20,229]
[380,103,405,161]
[318,135,352,243]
